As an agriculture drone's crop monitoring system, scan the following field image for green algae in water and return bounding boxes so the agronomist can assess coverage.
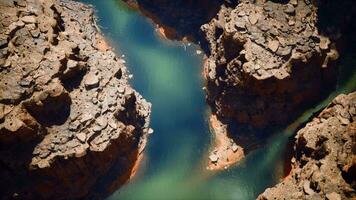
[80,0,356,199]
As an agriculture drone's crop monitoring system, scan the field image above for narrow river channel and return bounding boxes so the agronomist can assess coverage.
[80,1,356,199]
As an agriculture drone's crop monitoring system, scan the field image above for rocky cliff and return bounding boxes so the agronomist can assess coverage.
[0,0,151,199]
[201,0,348,169]
[258,92,356,200]
[202,0,338,129]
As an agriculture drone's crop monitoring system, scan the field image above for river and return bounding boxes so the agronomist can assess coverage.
[79,1,356,199]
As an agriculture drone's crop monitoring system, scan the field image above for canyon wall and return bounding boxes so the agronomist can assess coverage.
[258,92,356,200]
[0,0,151,199]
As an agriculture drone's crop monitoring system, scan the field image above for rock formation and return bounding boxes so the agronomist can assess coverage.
[202,0,338,129]
[258,92,356,200]
[0,0,151,199]
[202,0,341,169]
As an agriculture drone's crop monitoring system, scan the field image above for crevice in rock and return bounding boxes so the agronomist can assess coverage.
[342,164,356,187]
[269,0,289,4]
[222,35,244,64]
[60,68,87,92]
[50,4,65,45]
[24,94,71,126]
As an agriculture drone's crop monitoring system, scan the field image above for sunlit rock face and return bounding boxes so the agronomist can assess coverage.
[258,92,356,200]
[202,0,338,130]
[201,0,356,170]
[0,0,151,199]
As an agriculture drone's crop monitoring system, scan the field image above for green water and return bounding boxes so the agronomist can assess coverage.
[79,1,356,199]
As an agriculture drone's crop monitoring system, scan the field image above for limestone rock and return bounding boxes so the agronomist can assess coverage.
[84,72,100,89]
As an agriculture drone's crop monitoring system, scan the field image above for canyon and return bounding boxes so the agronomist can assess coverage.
[119,0,356,198]
[0,0,355,199]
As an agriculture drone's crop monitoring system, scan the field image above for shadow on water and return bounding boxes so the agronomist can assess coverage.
[79,0,356,199]
[116,0,238,52]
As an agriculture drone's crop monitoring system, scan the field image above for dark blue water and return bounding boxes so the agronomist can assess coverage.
[80,1,356,199]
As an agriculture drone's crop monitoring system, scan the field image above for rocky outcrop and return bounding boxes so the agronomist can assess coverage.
[0,0,151,199]
[258,92,356,200]
[202,0,341,169]
[202,0,338,129]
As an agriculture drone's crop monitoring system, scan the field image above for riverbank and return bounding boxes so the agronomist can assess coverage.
[207,114,244,170]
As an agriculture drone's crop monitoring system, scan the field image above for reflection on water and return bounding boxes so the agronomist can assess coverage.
[80,0,356,199]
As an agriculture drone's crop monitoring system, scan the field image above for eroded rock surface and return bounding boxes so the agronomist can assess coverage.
[0,0,151,199]
[201,0,341,169]
[258,92,356,200]
[202,0,338,129]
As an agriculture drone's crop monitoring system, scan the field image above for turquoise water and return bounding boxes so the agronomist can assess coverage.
[79,1,356,199]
